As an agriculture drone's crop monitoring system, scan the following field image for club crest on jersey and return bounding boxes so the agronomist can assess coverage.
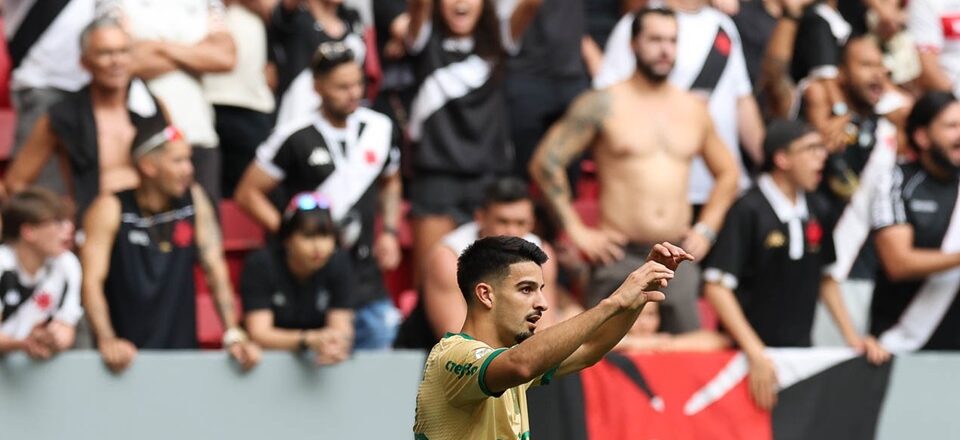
[474,347,493,360]
[128,230,150,246]
[309,148,332,167]
[765,230,786,249]
[34,292,52,311]
[4,289,20,306]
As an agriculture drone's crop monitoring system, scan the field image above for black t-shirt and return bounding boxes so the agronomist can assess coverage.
[790,4,849,83]
[507,0,585,79]
[269,4,366,97]
[732,0,777,88]
[255,109,399,307]
[585,0,621,49]
[104,190,198,349]
[240,246,354,329]
[407,20,513,176]
[870,163,960,350]
[703,182,836,347]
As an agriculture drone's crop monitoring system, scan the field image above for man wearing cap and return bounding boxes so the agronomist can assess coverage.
[703,120,887,410]
[235,43,403,349]
[80,118,260,373]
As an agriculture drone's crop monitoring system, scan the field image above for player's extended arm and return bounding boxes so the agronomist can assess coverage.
[554,243,691,375]
[423,246,468,338]
[697,114,740,236]
[875,224,960,281]
[80,195,122,343]
[529,90,607,233]
[483,261,674,394]
[235,164,283,233]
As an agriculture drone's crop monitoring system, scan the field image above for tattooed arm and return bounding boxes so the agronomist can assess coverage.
[192,185,261,370]
[529,90,624,264]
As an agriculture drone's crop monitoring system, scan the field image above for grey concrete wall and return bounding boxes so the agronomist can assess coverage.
[0,350,425,440]
[878,353,960,440]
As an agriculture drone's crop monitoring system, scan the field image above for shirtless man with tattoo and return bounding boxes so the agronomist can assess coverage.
[530,6,739,332]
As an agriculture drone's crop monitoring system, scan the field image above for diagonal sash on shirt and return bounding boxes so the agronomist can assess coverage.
[314,108,392,222]
[688,28,731,96]
[879,184,960,352]
[828,118,898,281]
[8,0,71,69]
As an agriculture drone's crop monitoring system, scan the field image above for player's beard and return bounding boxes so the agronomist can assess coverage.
[635,54,670,84]
[515,330,534,344]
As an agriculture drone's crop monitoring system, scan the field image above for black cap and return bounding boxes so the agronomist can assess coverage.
[762,119,815,170]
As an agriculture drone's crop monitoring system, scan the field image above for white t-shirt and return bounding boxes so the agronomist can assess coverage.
[908,0,960,96]
[442,222,542,256]
[203,4,275,114]
[594,6,753,204]
[119,0,224,148]
[5,0,94,92]
[0,246,82,340]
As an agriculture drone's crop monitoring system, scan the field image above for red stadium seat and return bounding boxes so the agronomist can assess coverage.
[196,201,265,348]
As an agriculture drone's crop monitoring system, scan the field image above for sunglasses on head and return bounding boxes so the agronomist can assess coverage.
[283,192,331,219]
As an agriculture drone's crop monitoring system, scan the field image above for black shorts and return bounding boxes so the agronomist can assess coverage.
[408,173,497,224]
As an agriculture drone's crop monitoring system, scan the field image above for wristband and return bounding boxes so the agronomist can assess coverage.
[222,327,248,347]
[298,330,309,351]
[382,226,399,236]
[693,222,718,245]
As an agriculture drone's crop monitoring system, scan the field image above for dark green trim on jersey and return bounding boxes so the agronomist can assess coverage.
[443,332,475,340]
[540,365,560,386]
[414,434,428,440]
[519,432,530,439]
[478,347,508,397]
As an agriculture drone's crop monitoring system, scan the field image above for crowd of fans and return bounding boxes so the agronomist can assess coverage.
[3,0,960,409]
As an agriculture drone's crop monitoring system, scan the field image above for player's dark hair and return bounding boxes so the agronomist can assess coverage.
[311,41,356,77]
[457,236,548,303]
[907,91,959,152]
[481,177,530,209]
[631,6,676,39]
[839,33,879,66]
[2,187,68,242]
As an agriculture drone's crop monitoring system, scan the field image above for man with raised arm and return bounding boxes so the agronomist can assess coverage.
[413,236,691,439]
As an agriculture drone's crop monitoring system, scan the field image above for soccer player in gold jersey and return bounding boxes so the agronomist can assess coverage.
[413,236,692,439]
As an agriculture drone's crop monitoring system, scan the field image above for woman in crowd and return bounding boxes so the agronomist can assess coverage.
[241,191,355,365]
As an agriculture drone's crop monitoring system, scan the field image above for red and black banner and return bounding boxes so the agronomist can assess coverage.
[528,350,892,440]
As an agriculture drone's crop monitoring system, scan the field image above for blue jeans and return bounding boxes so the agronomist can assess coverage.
[354,298,401,350]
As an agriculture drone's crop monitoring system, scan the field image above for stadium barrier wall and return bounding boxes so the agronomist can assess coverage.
[3,350,960,439]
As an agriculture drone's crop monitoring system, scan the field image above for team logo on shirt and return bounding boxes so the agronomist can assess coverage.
[34,292,52,311]
[172,220,194,248]
[272,292,287,307]
[364,150,377,165]
[805,220,823,253]
[315,289,330,311]
[765,230,786,249]
[309,148,332,167]
[4,289,20,306]
[474,347,493,360]
[445,360,479,378]
[128,230,150,246]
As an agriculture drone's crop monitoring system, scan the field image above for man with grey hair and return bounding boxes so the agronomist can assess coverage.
[3,16,163,221]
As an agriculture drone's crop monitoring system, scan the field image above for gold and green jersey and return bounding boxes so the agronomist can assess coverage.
[413,333,557,440]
